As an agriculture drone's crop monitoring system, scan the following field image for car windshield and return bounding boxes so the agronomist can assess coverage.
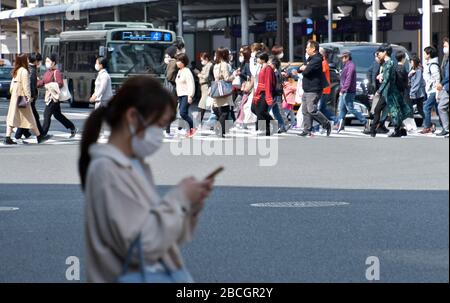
[0,67,12,79]
[349,49,375,74]
[107,43,169,75]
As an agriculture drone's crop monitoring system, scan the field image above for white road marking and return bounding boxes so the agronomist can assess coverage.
[0,207,20,212]
[0,125,446,148]
[250,201,350,208]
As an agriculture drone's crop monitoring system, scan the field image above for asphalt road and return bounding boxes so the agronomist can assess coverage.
[0,99,448,283]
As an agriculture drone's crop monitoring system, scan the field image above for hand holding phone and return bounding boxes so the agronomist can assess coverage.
[205,166,224,180]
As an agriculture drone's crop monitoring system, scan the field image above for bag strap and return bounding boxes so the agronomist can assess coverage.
[218,63,224,81]
[121,233,172,282]
[121,234,146,281]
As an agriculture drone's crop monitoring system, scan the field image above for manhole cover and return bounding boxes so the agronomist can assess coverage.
[251,201,350,208]
[0,207,19,212]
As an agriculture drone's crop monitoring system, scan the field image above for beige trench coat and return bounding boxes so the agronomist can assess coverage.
[6,67,37,130]
[85,144,200,283]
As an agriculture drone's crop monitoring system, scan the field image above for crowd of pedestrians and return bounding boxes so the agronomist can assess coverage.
[3,37,448,145]
[160,37,448,139]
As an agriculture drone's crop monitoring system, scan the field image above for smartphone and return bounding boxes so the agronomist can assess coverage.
[205,166,225,180]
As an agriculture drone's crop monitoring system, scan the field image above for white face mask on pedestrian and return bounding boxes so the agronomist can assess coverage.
[129,117,164,159]
[277,53,284,60]
[444,47,449,55]
[239,56,244,63]
[95,64,101,71]
[45,62,52,69]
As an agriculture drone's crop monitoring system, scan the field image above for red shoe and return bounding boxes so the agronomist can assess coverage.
[419,128,433,134]
[186,128,197,138]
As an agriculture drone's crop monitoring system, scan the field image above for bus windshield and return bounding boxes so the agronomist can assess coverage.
[107,43,168,75]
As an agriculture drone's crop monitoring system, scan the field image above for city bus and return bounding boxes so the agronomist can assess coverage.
[43,22,178,107]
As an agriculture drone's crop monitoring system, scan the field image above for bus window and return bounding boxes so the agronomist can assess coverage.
[107,43,168,75]
[43,45,49,60]
[66,41,102,72]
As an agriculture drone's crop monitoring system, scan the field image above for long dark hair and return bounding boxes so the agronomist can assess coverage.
[79,75,177,189]
[12,54,28,78]
[215,47,230,64]
[411,55,422,70]
[240,45,251,64]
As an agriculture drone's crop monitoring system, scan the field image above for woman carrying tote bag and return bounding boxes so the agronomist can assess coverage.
[38,53,77,138]
[4,54,50,145]
[211,47,235,138]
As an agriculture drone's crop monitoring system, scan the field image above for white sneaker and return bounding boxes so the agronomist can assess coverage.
[177,129,187,137]
[251,130,265,136]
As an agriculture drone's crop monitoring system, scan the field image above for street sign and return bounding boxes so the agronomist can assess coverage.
[404,15,422,30]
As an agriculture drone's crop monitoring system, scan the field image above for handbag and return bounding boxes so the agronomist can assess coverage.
[53,71,72,102]
[17,96,29,108]
[209,64,233,98]
[117,234,194,283]
[12,72,29,108]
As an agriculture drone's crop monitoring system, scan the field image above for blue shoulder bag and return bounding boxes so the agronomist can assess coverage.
[117,234,194,283]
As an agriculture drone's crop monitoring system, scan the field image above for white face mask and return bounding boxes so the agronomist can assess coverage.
[277,53,284,60]
[129,122,164,159]
[95,64,101,71]
[45,62,52,69]
[305,54,310,61]
[239,56,244,63]
[251,52,256,58]
[444,47,449,55]
[164,57,171,65]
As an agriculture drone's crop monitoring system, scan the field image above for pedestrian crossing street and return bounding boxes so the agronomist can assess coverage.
[1,125,446,148]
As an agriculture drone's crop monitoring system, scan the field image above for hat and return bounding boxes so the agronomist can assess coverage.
[338,50,351,58]
[166,46,177,58]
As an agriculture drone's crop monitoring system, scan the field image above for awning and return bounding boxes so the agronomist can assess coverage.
[0,0,159,20]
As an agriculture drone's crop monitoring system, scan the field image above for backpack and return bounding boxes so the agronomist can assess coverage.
[429,62,441,82]
[273,71,284,97]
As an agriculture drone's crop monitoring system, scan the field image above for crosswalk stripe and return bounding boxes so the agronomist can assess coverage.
[1,126,446,148]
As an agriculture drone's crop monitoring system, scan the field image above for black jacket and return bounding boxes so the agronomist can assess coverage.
[367,61,381,93]
[395,64,409,93]
[239,62,251,83]
[301,53,326,93]
[29,64,38,100]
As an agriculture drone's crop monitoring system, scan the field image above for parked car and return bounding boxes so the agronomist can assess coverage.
[320,42,421,125]
[0,63,13,99]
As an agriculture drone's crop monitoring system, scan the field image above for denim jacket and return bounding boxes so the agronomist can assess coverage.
[408,68,426,100]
